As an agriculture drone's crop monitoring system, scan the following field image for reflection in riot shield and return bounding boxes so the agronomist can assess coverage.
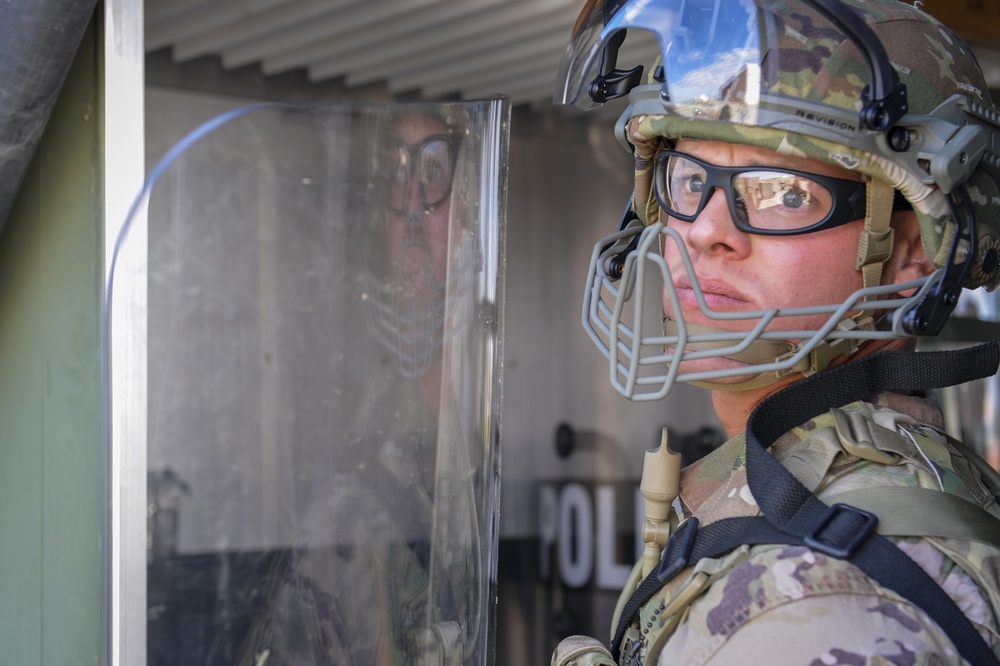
[364,112,462,380]
[113,99,509,666]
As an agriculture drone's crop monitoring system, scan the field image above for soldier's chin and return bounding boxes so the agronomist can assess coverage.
[672,354,756,384]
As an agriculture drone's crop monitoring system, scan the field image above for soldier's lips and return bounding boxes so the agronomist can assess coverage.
[671,277,751,311]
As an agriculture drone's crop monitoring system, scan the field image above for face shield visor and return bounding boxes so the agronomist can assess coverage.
[555,0,906,133]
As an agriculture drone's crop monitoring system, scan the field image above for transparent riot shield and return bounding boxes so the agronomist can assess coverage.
[107,99,510,665]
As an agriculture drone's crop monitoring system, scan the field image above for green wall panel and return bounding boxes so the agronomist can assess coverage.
[0,138,45,666]
[0,20,103,666]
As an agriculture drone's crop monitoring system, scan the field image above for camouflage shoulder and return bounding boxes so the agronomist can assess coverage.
[659,544,977,665]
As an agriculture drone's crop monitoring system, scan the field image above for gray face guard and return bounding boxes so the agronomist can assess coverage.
[583,207,944,401]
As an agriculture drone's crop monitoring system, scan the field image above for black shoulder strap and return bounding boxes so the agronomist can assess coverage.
[611,342,1000,665]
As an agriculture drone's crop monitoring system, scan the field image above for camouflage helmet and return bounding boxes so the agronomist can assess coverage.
[555,0,1000,400]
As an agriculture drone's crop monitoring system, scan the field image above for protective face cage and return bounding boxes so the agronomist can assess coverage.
[555,0,1000,401]
[586,205,937,400]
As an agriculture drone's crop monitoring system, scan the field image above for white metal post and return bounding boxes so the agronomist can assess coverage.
[100,0,146,664]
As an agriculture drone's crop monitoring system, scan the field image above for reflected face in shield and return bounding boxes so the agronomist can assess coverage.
[368,113,461,379]
[386,115,455,304]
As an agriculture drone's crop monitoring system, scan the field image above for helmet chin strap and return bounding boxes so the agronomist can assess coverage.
[664,318,866,391]
[855,178,896,327]
[670,179,897,392]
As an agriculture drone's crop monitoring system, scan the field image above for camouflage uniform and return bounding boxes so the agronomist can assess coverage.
[553,391,1000,665]
[241,372,478,666]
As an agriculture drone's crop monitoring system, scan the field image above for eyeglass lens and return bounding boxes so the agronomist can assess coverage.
[661,153,837,231]
[389,137,455,212]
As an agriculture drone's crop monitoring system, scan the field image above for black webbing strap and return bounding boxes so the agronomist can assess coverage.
[611,342,1000,664]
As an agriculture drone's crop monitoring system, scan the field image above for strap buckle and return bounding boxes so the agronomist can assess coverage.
[805,503,878,558]
[855,227,894,270]
[655,517,700,583]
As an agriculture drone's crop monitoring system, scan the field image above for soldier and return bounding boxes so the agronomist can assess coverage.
[551,0,1000,664]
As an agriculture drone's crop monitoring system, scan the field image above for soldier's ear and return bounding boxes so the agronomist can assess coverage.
[885,211,933,297]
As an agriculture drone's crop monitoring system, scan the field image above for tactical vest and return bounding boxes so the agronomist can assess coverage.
[552,344,1000,666]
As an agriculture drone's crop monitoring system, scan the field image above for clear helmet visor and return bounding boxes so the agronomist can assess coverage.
[555,0,892,125]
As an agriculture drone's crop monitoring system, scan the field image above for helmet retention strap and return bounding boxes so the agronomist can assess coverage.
[856,179,896,314]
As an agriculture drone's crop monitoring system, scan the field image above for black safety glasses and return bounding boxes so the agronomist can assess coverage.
[653,150,909,235]
[387,135,461,214]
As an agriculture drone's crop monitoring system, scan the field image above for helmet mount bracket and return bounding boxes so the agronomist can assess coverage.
[588,29,644,104]
[806,0,909,130]
[604,201,644,280]
[898,185,977,336]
